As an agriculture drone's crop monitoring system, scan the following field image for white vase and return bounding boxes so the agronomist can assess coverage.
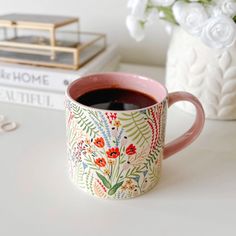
[166,27,236,120]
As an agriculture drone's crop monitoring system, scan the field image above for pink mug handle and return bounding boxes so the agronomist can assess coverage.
[164,92,205,159]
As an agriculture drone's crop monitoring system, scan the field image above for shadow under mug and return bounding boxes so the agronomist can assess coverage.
[65,72,205,199]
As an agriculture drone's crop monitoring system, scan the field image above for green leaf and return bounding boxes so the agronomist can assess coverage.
[73,106,99,138]
[145,146,161,168]
[96,172,111,189]
[157,6,177,24]
[108,182,124,196]
[125,166,146,179]
[119,112,151,146]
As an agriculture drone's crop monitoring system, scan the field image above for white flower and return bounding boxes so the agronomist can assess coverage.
[126,15,146,41]
[126,0,236,48]
[151,0,175,7]
[146,8,159,25]
[173,2,209,36]
[208,5,223,17]
[201,15,236,48]
[127,0,137,8]
[165,23,174,35]
[127,0,148,20]
[213,0,236,17]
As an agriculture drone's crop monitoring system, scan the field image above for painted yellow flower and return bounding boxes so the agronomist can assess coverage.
[104,169,110,175]
[128,184,135,191]
[108,159,114,165]
[86,147,93,154]
[121,185,128,191]
[113,120,121,128]
[125,179,133,186]
[85,138,91,145]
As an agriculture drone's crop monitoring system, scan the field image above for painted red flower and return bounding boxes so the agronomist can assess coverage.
[94,137,105,148]
[105,112,117,124]
[95,158,106,167]
[106,147,120,159]
[126,144,136,155]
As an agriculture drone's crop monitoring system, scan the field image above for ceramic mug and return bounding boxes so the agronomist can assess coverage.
[65,72,205,199]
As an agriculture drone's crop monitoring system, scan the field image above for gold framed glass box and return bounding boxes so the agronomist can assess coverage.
[0,13,106,70]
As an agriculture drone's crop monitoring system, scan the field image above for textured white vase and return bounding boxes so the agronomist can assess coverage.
[166,27,236,120]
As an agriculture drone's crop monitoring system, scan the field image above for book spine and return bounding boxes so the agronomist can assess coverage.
[0,64,75,93]
[0,45,119,93]
[0,56,121,111]
[0,85,65,110]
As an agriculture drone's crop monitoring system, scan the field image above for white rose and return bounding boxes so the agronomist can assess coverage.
[126,15,146,41]
[173,2,209,36]
[127,0,148,20]
[214,0,236,17]
[201,15,236,48]
[151,0,175,7]
[208,5,223,17]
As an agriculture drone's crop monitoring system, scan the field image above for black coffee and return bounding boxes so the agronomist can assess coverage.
[77,88,157,110]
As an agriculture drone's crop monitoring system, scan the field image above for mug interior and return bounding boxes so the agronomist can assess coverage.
[67,72,167,107]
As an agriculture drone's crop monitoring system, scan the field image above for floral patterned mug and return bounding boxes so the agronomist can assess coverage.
[65,72,205,199]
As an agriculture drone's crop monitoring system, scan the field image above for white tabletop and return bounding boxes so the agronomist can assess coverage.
[0,63,236,236]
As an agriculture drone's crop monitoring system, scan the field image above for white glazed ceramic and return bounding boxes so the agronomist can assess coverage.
[166,27,236,120]
[65,72,205,200]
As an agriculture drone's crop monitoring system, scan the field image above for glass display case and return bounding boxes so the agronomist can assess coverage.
[0,13,106,70]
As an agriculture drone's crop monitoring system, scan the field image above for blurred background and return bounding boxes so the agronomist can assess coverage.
[0,0,171,66]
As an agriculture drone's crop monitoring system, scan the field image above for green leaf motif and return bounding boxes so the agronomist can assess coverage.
[76,163,85,188]
[119,112,151,146]
[145,144,161,168]
[108,182,124,196]
[149,165,160,183]
[125,166,146,179]
[72,106,98,138]
[96,172,111,189]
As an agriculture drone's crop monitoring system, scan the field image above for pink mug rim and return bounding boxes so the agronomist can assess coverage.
[66,72,168,112]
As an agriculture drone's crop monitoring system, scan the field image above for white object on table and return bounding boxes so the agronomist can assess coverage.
[0,63,235,236]
[166,27,236,120]
[0,114,17,132]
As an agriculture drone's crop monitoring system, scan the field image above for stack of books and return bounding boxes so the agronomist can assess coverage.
[0,13,120,110]
[0,45,120,110]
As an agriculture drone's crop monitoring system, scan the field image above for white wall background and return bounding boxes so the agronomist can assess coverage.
[0,0,172,66]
